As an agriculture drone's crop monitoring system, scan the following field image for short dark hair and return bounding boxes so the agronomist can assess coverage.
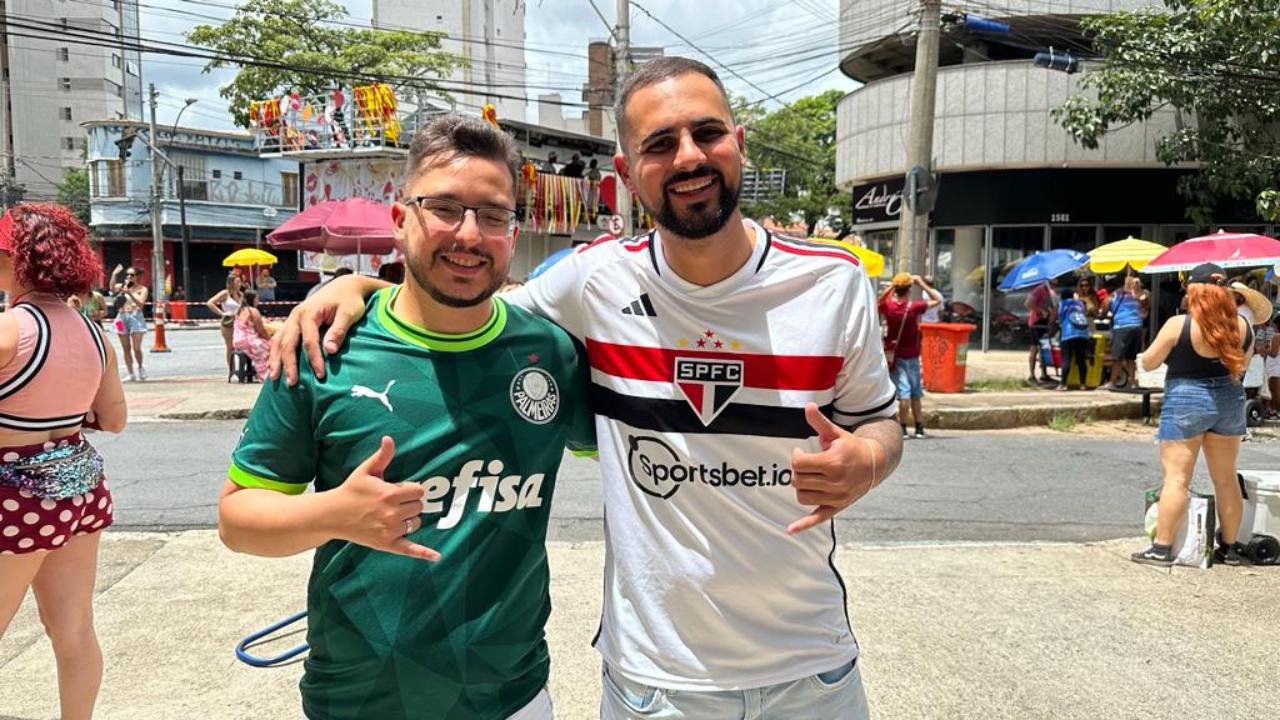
[403,113,521,194]
[614,57,734,145]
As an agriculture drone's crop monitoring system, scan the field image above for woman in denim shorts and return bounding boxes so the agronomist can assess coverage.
[1132,263,1254,567]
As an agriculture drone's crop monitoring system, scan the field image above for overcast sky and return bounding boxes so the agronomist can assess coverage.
[145,0,859,129]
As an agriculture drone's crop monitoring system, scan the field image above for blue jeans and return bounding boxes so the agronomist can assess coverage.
[892,357,923,400]
[1156,375,1247,441]
[599,660,869,720]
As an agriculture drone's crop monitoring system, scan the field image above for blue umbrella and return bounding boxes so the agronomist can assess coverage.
[998,249,1090,291]
[528,246,575,280]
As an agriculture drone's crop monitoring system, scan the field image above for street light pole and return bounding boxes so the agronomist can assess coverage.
[168,98,197,303]
[145,84,174,352]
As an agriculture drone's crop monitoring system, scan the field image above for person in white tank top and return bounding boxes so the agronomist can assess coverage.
[206,273,245,378]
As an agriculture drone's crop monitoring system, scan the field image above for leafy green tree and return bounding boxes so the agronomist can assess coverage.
[187,0,462,127]
[741,90,850,237]
[56,167,91,227]
[1054,0,1280,224]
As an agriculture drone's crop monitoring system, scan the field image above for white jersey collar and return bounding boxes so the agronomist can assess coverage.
[651,219,769,299]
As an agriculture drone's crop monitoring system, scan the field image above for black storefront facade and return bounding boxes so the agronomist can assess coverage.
[852,167,1273,351]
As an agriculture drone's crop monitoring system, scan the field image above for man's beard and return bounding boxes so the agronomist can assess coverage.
[640,167,741,240]
[407,247,507,308]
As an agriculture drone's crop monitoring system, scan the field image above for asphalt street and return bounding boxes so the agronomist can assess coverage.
[102,327,1280,543]
[99,419,1280,543]
[109,325,237,378]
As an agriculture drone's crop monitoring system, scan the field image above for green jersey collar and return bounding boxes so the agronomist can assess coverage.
[375,285,507,352]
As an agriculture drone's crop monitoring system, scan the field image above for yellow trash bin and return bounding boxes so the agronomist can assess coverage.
[1066,332,1109,388]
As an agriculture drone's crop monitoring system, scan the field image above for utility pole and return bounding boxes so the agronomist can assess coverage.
[147,84,170,351]
[148,84,164,307]
[896,0,942,280]
[614,0,633,236]
[0,2,21,209]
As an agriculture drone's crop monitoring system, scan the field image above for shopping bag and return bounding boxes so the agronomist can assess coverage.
[1144,488,1217,568]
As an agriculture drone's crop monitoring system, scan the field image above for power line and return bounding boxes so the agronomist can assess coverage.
[3,16,598,108]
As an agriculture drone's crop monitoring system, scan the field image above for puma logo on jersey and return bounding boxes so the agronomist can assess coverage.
[419,459,545,530]
[351,380,395,412]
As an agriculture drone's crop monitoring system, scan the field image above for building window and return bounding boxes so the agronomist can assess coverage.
[211,169,222,179]
[58,48,70,61]
[106,80,122,97]
[61,137,76,151]
[173,153,208,201]
[60,107,72,121]
[92,159,126,198]
[280,172,298,207]
[112,54,122,69]
[58,77,71,91]
[233,171,243,181]
[126,61,139,77]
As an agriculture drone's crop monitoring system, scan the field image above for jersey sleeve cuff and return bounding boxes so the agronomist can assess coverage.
[832,391,898,428]
[227,464,308,495]
[569,447,599,458]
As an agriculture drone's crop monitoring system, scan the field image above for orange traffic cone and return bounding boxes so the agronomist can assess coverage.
[150,302,172,353]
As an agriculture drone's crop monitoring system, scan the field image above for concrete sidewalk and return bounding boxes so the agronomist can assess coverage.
[1,531,1276,719]
[122,349,1171,430]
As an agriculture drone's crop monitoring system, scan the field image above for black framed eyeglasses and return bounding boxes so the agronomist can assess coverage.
[404,196,518,236]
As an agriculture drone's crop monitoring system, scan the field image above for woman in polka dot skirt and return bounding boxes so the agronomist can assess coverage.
[0,204,127,720]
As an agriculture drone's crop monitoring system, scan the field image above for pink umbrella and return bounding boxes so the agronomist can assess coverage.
[267,198,397,261]
[1140,231,1280,273]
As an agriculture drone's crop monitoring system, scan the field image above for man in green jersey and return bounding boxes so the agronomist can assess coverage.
[218,114,596,720]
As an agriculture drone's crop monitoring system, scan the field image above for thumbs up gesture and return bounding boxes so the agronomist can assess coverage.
[332,436,440,561]
[787,403,888,535]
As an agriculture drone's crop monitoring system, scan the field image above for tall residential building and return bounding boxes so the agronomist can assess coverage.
[0,0,143,202]
[371,0,526,121]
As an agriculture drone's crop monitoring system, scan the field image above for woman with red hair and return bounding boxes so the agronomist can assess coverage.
[0,203,127,719]
[1133,263,1253,567]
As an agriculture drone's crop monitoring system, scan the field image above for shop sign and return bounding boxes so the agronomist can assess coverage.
[852,177,905,224]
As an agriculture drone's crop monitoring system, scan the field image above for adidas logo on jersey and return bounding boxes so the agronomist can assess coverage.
[620,293,657,317]
[420,459,545,530]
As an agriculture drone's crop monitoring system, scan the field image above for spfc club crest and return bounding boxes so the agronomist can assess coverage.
[674,356,743,426]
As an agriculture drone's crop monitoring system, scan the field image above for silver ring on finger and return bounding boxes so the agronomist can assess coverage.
[404,517,414,536]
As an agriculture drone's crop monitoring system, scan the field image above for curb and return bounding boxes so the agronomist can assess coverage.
[928,399,1161,430]
[157,408,252,421]
[153,399,1163,429]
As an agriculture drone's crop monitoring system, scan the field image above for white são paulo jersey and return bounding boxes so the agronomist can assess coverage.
[508,220,897,691]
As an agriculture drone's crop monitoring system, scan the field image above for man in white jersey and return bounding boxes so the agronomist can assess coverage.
[271,57,904,719]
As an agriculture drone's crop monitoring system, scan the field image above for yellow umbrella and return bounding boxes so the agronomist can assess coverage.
[808,238,885,277]
[223,248,279,267]
[1087,237,1166,274]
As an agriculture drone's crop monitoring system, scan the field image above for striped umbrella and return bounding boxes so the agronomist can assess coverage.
[1087,237,1167,274]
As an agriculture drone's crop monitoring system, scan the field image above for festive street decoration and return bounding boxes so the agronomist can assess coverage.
[249,84,401,152]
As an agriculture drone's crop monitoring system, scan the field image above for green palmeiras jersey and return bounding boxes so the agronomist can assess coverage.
[229,287,596,720]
